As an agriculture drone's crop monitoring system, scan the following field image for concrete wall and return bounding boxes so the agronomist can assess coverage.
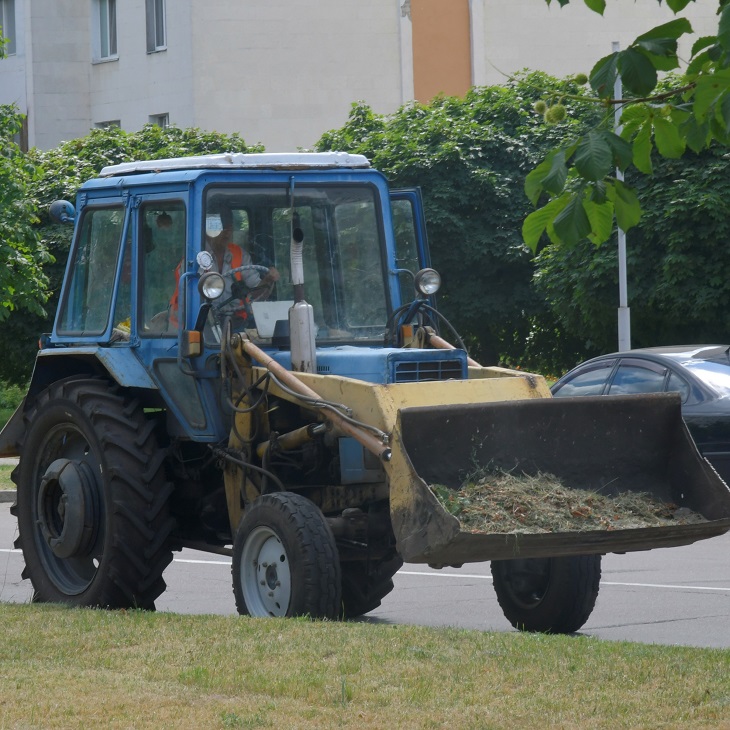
[476,0,719,86]
[189,0,404,150]
[27,0,91,148]
[89,0,195,132]
[0,0,724,151]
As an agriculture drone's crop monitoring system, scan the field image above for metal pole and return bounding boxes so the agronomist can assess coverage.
[613,41,631,351]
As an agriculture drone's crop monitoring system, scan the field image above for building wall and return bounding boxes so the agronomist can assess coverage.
[0,0,724,151]
[27,0,91,149]
[89,0,195,132]
[476,0,719,86]
[189,0,404,150]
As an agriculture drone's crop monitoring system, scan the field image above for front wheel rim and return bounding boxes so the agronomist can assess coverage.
[240,526,292,616]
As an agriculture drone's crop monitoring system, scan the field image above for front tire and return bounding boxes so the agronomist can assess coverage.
[12,377,175,609]
[491,555,601,634]
[232,492,341,618]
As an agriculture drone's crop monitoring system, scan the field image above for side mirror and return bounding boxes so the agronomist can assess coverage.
[49,200,76,224]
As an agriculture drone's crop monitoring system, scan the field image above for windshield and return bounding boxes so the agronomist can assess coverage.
[202,185,388,344]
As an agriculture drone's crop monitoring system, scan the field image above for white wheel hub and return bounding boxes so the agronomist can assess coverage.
[240,526,292,616]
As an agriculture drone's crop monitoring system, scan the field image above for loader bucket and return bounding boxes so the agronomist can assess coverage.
[388,393,730,565]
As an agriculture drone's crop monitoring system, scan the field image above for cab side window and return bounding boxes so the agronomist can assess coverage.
[57,206,124,336]
[140,202,186,335]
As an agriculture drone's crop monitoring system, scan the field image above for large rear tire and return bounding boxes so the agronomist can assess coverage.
[491,555,601,634]
[11,377,175,609]
[232,492,341,619]
[340,554,402,619]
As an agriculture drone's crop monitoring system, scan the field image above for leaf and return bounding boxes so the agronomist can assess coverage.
[682,115,710,152]
[553,194,592,246]
[691,36,719,57]
[583,198,615,244]
[686,49,715,79]
[719,6,730,52]
[574,131,613,181]
[693,68,730,121]
[652,116,686,158]
[604,132,634,170]
[542,149,569,195]
[583,0,606,14]
[617,49,658,97]
[525,145,576,204]
[608,180,642,232]
[635,18,692,45]
[522,197,570,252]
[525,153,557,206]
[590,53,619,98]
[666,0,694,10]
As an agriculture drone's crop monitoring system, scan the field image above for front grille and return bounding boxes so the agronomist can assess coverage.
[393,359,464,383]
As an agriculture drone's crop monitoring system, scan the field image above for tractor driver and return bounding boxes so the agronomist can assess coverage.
[169,207,280,328]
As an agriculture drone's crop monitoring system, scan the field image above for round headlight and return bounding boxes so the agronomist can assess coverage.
[414,268,441,297]
[199,271,225,301]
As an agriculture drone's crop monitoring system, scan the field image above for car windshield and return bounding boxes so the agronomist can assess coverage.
[682,360,730,397]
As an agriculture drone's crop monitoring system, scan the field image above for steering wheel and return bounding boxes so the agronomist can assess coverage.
[215,264,272,313]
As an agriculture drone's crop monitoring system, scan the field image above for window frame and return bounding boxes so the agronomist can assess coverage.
[1,0,16,56]
[146,0,166,53]
[94,0,118,62]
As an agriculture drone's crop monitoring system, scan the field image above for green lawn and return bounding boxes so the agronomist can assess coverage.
[0,603,727,729]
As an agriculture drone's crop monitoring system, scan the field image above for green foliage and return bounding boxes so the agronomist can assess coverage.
[530,1,730,248]
[534,145,730,363]
[0,125,261,384]
[317,73,598,364]
[0,105,52,322]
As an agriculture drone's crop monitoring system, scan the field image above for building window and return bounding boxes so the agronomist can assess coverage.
[95,120,121,129]
[149,113,169,128]
[95,0,117,60]
[146,0,166,53]
[1,0,16,56]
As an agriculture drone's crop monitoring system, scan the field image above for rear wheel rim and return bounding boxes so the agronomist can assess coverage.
[32,423,106,596]
[240,526,292,616]
[498,558,551,609]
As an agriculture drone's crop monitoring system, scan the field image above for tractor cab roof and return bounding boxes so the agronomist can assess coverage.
[99,152,371,178]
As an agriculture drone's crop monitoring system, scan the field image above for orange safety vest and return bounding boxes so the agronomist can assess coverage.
[169,245,248,327]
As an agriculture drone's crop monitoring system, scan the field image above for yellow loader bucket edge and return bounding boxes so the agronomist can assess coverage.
[389,393,730,565]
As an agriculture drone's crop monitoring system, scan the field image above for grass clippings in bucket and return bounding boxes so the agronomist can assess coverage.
[430,470,706,534]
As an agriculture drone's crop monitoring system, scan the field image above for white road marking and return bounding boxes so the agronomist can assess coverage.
[3,550,728,594]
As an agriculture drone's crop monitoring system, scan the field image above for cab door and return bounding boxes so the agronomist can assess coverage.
[390,188,432,307]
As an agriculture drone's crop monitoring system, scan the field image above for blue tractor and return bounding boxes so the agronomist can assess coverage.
[2,153,728,631]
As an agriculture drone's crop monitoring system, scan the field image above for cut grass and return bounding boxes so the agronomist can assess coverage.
[431,470,705,534]
[0,603,727,729]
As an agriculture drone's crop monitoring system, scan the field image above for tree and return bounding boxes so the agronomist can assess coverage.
[318,74,598,364]
[0,105,51,322]
[0,125,261,385]
[526,0,730,249]
[533,144,730,363]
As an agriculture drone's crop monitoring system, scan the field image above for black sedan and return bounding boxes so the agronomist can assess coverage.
[551,345,730,483]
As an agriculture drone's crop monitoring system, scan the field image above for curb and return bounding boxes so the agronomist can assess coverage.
[0,491,16,504]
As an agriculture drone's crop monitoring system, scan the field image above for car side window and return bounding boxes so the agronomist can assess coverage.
[666,371,690,402]
[552,362,614,396]
[607,363,666,395]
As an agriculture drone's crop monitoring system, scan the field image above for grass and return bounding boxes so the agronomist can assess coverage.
[0,603,727,729]
[0,464,15,490]
[431,470,705,534]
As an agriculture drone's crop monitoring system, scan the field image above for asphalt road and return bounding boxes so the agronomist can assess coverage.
[1,502,728,648]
